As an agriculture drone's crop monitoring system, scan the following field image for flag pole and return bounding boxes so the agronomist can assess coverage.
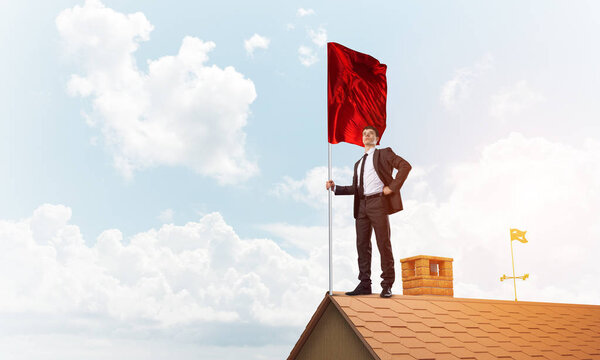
[327,44,333,296]
[328,143,332,296]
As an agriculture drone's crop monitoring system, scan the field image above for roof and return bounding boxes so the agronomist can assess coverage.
[289,292,600,360]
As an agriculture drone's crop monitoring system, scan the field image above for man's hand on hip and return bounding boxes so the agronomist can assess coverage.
[383,186,393,195]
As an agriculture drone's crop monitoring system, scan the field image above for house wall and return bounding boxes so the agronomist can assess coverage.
[294,302,374,360]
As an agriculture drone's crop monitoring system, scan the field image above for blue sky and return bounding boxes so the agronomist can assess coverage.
[1,1,600,359]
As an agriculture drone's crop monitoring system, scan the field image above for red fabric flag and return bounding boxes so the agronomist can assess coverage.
[328,42,387,146]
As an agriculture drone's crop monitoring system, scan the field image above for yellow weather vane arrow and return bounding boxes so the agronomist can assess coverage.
[500,228,529,301]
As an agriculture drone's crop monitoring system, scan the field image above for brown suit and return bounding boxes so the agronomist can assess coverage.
[335,147,411,289]
[335,147,412,218]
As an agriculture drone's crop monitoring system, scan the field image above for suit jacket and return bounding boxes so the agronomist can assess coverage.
[335,147,412,219]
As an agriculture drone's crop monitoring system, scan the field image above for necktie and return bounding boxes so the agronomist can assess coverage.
[359,153,368,195]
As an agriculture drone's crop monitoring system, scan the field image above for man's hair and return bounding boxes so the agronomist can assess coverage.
[362,125,379,138]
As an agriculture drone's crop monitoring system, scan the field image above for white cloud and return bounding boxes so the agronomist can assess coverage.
[490,80,546,120]
[440,53,493,109]
[56,0,258,184]
[0,203,349,358]
[296,27,326,66]
[244,33,270,56]
[436,133,600,303]
[157,208,174,223]
[296,8,314,17]
[0,202,342,329]
[298,45,318,67]
[308,27,327,48]
[286,23,295,31]
[273,133,600,305]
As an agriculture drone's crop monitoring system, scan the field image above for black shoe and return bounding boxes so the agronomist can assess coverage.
[345,284,372,296]
[380,287,392,298]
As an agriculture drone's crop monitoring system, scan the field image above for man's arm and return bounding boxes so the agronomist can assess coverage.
[334,184,355,195]
[386,148,412,193]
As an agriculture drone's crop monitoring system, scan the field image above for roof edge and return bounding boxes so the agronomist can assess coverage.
[287,292,332,360]
[330,291,600,307]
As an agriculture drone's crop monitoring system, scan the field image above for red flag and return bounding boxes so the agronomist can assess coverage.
[328,42,387,146]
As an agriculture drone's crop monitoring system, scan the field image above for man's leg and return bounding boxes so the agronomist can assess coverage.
[367,197,394,289]
[355,199,373,287]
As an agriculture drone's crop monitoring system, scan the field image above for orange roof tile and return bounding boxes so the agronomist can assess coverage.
[289,292,600,359]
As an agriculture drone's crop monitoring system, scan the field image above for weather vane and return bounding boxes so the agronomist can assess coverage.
[500,228,529,301]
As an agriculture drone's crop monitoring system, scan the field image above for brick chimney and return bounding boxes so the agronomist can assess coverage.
[400,255,453,296]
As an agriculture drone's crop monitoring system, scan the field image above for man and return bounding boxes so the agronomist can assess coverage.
[325,126,411,298]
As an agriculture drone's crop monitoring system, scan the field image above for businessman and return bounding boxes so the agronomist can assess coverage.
[326,125,411,298]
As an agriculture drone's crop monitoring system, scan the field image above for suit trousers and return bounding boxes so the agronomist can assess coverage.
[355,196,395,289]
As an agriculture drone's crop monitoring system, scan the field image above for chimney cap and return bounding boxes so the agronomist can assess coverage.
[400,255,453,263]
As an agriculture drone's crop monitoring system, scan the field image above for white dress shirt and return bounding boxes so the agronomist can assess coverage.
[359,147,384,196]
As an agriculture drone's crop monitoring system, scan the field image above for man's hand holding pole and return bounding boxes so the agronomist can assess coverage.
[326,180,335,191]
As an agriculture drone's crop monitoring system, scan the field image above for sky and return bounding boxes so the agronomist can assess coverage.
[1,0,600,359]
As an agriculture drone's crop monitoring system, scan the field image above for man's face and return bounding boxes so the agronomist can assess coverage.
[362,129,378,146]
